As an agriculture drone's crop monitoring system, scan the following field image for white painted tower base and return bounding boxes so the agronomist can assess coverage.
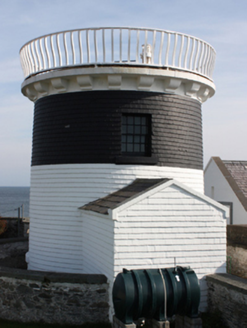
[26,163,203,272]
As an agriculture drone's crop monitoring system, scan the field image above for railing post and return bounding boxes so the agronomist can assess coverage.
[18,207,20,237]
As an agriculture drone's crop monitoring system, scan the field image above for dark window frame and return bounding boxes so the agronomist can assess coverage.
[121,113,151,157]
[219,201,233,225]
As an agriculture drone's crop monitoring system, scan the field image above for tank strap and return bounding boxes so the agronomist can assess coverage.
[159,268,168,321]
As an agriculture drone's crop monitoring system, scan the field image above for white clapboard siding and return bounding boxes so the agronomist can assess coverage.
[28,163,203,272]
[82,212,114,278]
[114,183,227,312]
[30,164,203,193]
[80,210,115,320]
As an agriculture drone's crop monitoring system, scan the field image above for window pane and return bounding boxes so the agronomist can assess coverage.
[134,116,141,124]
[122,125,127,133]
[142,126,147,134]
[134,144,140,152]
[127,136,133,143]
[134,136,140,143]
[127,143,133,152]
[122,144,126,152]
[127,116,134,124]
[134,125,141,134]
[127,125,134,134]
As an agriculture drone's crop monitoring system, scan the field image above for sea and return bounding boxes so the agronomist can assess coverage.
[0,187,30,218]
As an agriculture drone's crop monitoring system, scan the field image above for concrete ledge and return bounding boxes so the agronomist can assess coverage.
[207,273,247,328]
[0,266,107,284]
[0,237,28,245]
[207,273,247,295]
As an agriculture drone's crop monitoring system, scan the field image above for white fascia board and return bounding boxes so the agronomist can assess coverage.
[79,209,111,221]
[111,179,229,220]
[108,209,117,221]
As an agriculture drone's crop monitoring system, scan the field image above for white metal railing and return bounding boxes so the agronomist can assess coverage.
[20,27,216,80]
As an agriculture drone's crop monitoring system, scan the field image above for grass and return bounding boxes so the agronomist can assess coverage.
[0,319,111,328]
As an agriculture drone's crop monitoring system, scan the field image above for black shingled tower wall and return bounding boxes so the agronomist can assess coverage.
[32,91,202,169]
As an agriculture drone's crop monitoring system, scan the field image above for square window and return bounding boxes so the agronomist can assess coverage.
[121,114,151,156]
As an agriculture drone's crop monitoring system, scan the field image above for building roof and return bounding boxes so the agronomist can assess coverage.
[212,157,247,211]
[80,177,228,218]
[79,178,170,215]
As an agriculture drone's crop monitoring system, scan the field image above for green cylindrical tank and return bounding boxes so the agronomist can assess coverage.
[112,266,200,324]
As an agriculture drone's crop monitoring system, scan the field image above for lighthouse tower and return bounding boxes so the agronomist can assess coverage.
[20,27,216,273]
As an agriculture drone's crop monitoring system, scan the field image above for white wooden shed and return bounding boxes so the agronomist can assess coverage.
[79,178,228,314]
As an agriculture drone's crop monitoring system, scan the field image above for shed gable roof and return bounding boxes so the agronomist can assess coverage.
[79,178,169,215]
[80,177,228,217]
[212,157,247,211]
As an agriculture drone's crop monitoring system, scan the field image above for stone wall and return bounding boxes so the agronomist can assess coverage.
[0,266,109,325]
[207,274,247,328]
[0,238,28,269]
[227,224,247,278]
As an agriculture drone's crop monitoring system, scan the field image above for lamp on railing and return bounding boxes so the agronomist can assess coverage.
[140,44,152,64]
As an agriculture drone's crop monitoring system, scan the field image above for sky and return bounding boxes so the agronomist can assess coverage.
[0,0,246,186]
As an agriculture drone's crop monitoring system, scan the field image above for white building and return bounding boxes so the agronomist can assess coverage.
[204,157,247,224]
[204,157,247,225]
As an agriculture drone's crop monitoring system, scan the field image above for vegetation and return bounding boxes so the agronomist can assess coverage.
[0,218,7,235]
